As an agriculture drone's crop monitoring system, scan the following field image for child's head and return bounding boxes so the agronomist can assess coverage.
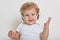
[20,2,40,25]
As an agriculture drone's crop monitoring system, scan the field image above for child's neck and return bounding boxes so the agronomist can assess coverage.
[24,22,36,25]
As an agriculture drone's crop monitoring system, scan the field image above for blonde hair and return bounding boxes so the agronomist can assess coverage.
[20,2,39,16]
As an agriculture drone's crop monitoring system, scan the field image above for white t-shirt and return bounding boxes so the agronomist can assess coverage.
[16,22,43,40]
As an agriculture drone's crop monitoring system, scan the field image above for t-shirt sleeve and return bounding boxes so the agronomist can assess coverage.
[16,23,22,32]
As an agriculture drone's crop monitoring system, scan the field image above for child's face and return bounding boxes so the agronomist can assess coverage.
[23,8,37,25]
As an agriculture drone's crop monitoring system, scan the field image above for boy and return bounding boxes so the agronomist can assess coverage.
[8,2,51,40]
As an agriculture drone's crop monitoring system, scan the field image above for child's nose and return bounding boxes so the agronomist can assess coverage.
[29,15,32,19]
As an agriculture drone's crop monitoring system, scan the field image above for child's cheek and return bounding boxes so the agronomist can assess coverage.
[24,17,28,21]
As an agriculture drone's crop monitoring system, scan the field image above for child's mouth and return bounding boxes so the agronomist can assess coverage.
[28,19,34,22]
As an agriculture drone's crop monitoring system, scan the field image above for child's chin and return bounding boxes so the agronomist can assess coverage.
[29,23,33,25]
[28,22,35,25]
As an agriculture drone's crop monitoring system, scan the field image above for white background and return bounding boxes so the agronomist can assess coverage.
[0,0,60,40]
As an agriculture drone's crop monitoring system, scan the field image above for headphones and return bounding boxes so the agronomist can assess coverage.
[22,14,39,20]
[36,14,39,19]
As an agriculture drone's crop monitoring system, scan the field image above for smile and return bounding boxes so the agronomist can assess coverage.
[28,19,34,22]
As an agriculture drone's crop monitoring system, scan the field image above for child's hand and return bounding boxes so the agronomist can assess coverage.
[40,17,51,40]
[8,30,15,39]
[44,17,51,29]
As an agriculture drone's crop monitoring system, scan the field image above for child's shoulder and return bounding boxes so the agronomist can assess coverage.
[35,23,43,28]
[18,22,24,27]
[35,23,40,26]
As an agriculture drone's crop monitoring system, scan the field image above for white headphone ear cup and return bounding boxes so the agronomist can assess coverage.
[22,16,24,20]
[37,14,39,19]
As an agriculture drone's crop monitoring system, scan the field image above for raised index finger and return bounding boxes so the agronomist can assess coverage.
[47,17,51,24]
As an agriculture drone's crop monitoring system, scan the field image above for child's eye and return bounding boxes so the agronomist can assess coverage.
[32,14,35,16]
[25,15,29,16]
